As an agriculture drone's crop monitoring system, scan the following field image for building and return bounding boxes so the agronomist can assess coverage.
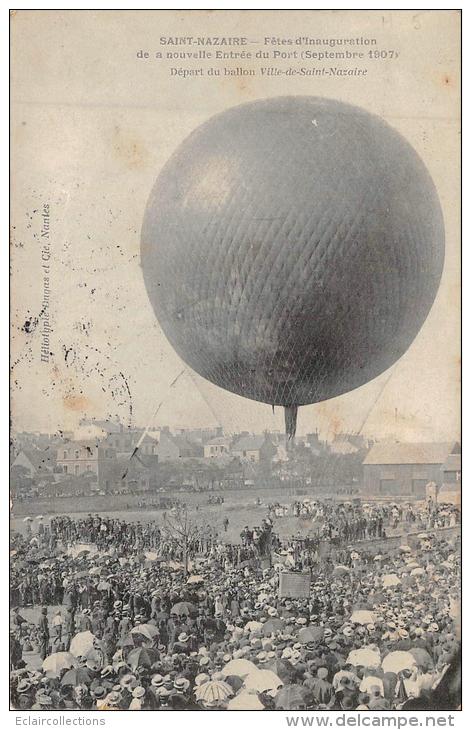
[362,441,458,496]
[232,434,277,463]
[438,451,461,505]
[11,448,55,478]
[203,436,231,459]
[56,439,116,485]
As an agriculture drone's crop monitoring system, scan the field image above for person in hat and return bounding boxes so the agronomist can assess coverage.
[171,677,191,709]
[92,686,108,710]
[129,686,147,710]
[37,607,50,660]
[368,685,391,710]
[99,690,122,711]
[309,667,335,708]
[173,632,192,655]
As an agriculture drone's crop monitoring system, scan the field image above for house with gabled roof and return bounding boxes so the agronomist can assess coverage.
[362,441,459,496]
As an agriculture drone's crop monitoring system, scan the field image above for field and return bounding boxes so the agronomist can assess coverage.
[10,486,415,544]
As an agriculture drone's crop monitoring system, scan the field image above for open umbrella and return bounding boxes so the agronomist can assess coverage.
[399,545,412,553]
[42,652,77,674]
[144,551,159,561]
[262,618,284,636]
[195,679,233,704]
[61,667,93,686]
[418,533,430,540]
[127,647,159,670]
[222,658,257,678]
[298,626,324,645]
[382,651,417,674]
[244,669,283,693]
[171,601,197,617]
[69,631,96,657]
[130,623,159,642]
[187,575,204,584]
[350,610,377,625]
[333,565,350,577]
[411,567,425,576]
[265,659,298,683]
[346,647,381,669]
[224,675,244,693]
[97,581,112,591]
[274,685,311,710]
[382,574,401,588]
[409,647,434,671]
[244,620,263,633]
[22,517,33,522]
[227,692,265,710]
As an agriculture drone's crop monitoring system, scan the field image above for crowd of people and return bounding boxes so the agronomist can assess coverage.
[10,502,461,711]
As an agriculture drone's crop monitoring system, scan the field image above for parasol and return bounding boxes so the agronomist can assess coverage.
[130,623,159,642]
[298,626,324,645]
[222,658,258,678]
[195,679,233,705]
[382,651,417,674]
[350,610,377,625]
[61,667,93,686]
[69,631,96,657]
[127,647,159,670]
[170,601,197,617]
[274,685,311,710]
[346,647,381,669]
[262,618,284,636]
[244,669,283,693]
[227,692,265,710]
[42,652,77,675]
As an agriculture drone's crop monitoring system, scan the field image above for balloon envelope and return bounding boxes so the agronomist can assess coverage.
[142,97,444,429]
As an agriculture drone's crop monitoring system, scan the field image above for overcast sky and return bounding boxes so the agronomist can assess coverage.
[11,10,460,441]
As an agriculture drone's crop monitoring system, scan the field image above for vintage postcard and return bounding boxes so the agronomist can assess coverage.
[10,9,461,715]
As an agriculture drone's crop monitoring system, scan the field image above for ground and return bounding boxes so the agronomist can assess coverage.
[11,487,410,543]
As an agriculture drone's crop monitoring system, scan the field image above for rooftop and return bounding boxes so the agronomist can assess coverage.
[363,441,456,466]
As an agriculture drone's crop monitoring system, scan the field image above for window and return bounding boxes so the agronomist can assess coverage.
[74,465,79,475]
[75,450,79,459]
[64,465,68,474]
[63,450,68,459]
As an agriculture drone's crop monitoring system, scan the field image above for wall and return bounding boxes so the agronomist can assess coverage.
[363,463,444,496]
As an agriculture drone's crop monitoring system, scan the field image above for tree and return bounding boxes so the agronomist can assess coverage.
[161,506,200,578]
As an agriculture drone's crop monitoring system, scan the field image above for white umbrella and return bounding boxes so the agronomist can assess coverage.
[418,533,430,540]
[411,567,425,576]
[195,679,233,704]
[350,610,377,626]
[244,621,263,634]
[187,575,204,584]
[346,647,381,669]
[244,669,283,693]
[42,652,77,674]
[227,692,265,710]
[23,517,32,522]
[399,545,412,553]
[36,515,44,520]
[144,551,158,561]
[382,574,401,587]
[382,651,417,674]
[222,659,258,678]
[69,631,96,657]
